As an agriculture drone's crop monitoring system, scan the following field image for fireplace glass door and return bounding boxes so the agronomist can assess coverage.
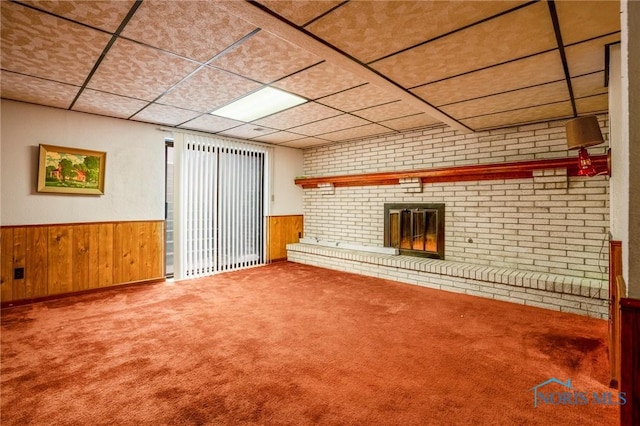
[385,204,444,259]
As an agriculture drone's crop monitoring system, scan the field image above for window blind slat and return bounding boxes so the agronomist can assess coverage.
[175,135,266,279]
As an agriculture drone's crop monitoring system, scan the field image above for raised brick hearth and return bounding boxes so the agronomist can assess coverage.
[287,243,608,318]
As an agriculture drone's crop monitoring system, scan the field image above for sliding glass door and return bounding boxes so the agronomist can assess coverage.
[173,133,268,279]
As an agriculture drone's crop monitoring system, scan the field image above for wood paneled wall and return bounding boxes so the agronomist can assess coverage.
[1,221,164,303]
[609,240,623,388]
[620,297,640,426]
[267,215,303,262]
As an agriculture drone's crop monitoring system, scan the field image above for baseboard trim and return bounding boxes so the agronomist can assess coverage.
[0,277,167,309]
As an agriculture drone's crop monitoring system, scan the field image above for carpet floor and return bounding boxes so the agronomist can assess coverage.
[1,262,618,425]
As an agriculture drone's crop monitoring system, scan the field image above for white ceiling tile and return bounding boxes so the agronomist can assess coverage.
[180,115,244,134]
[87,38,200,101]
[1,2,111,85]
[371,2,557,88]
[73,89,149,118]
[211,31,321,84]
[122,0,258,62]
[1,71,78,109]
[131,104,201,126]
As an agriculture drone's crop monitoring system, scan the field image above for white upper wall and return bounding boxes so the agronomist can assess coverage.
[270,145,303,216]
[622,0,640,298]
[0,100,305,226]
[609,44,629,284]
[0,100,166,225]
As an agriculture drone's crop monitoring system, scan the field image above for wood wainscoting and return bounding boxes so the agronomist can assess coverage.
[0,220,165,304]
[609,240,623,388]
[620,297,640,426]
[267,215,303,262]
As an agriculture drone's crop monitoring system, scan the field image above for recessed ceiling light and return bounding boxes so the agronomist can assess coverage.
[210,87,307,122]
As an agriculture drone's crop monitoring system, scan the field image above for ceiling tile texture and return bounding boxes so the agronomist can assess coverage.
[1,0,620,145]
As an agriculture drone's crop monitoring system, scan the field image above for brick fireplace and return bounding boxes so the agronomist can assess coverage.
[289,115,611,318]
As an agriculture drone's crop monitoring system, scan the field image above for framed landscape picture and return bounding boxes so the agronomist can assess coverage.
[37,144,106,195]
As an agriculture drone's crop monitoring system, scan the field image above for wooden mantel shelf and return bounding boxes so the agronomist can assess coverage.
[295,154,610,189]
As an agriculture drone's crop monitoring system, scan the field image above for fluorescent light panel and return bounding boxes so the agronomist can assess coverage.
[211,87,307,122]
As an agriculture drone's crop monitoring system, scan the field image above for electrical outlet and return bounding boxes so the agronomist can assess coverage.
[14,267,25,280]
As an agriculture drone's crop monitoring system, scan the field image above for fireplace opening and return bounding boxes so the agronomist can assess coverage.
[384,203,445,259]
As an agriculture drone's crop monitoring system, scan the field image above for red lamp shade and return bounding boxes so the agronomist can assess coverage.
[565,116,604,177]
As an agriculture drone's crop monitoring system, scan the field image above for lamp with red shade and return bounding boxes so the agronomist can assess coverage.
[565,116,604,177]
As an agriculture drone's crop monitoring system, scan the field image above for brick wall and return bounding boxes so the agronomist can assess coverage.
[301,116,610,280]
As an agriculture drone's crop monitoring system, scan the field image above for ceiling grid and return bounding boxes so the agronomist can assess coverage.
[0,0,620,147]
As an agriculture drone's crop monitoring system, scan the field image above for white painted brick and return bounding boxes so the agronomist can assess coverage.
[510,290,543,302]
[494,295,526,305]
[302,115,609,283]
[467,289,497,298]
[542,297,581,308]
[526,300,562,311]
[580,303,608,316]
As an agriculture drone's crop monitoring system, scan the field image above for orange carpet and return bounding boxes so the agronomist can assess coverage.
[1,262,618,425]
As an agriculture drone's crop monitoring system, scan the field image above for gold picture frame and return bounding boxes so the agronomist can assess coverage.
[37,144,106,195]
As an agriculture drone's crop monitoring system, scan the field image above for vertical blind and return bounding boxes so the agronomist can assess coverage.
[173,133,268,279]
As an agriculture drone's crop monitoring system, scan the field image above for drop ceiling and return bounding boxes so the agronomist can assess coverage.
[0,0,620,148]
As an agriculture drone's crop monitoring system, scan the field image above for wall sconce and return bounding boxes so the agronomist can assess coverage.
[565,116,604,177]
